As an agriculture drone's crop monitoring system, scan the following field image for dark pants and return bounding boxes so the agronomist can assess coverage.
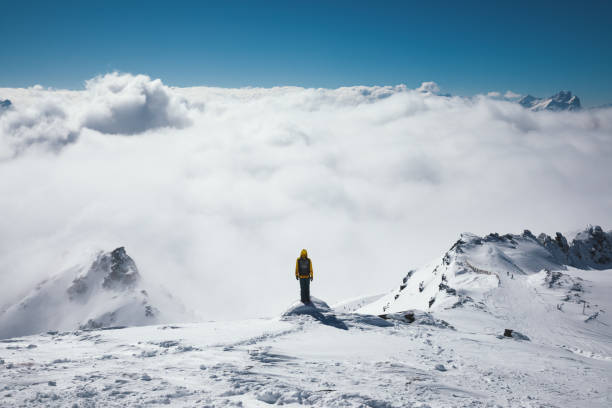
[299,278,311,303]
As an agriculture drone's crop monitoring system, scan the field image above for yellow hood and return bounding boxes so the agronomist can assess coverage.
[300,249,308,258]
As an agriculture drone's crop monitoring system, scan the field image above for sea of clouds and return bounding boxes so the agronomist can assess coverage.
[1,73,611,319]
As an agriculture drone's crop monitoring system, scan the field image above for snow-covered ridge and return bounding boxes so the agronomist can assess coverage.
[358,225,611,316]
[518,90,581,111]
[0,247,192,339]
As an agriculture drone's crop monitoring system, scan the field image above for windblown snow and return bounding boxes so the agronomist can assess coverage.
[1,226,610,407]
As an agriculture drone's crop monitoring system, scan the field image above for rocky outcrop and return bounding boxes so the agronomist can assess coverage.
[101,247,140,290]
[538,226,612,269]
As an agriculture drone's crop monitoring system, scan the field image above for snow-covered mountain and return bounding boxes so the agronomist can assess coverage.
[358,225,610,316]
[0,247,193,339]
[518,90,581,111]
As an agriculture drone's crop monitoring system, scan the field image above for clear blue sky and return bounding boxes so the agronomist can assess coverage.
[1,0,611,106]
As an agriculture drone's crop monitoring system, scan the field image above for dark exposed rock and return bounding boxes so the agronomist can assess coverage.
[570,282,583,292]
[545,270,563,288]
[144,304,158,318]
[102,247,140,290]
[379,310,453,329]
[539,226,612,269]
[402,270,415,284]
[438,283,457,295]
[570,226,612,267]
[499,329,530,341]
[585,311,600,323]
[522,229,536,240]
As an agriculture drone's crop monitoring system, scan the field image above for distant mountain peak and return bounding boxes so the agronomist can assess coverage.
[0,99,11,109]
[0,247,193,339]
[519,91,581,112]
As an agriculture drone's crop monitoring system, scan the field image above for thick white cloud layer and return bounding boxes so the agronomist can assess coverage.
[1,73,611,319]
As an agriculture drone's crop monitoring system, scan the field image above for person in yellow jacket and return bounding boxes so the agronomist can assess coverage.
[295,249,313,303]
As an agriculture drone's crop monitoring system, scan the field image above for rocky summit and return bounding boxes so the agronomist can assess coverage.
[518,90,581,111]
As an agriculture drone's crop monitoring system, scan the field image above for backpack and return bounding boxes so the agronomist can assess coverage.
[298,257,310,276]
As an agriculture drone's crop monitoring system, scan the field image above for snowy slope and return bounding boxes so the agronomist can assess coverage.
[0,247,193,339]
[0,288,610,407]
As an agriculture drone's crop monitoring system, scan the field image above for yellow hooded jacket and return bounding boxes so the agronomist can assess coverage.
[295,249,313,279]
